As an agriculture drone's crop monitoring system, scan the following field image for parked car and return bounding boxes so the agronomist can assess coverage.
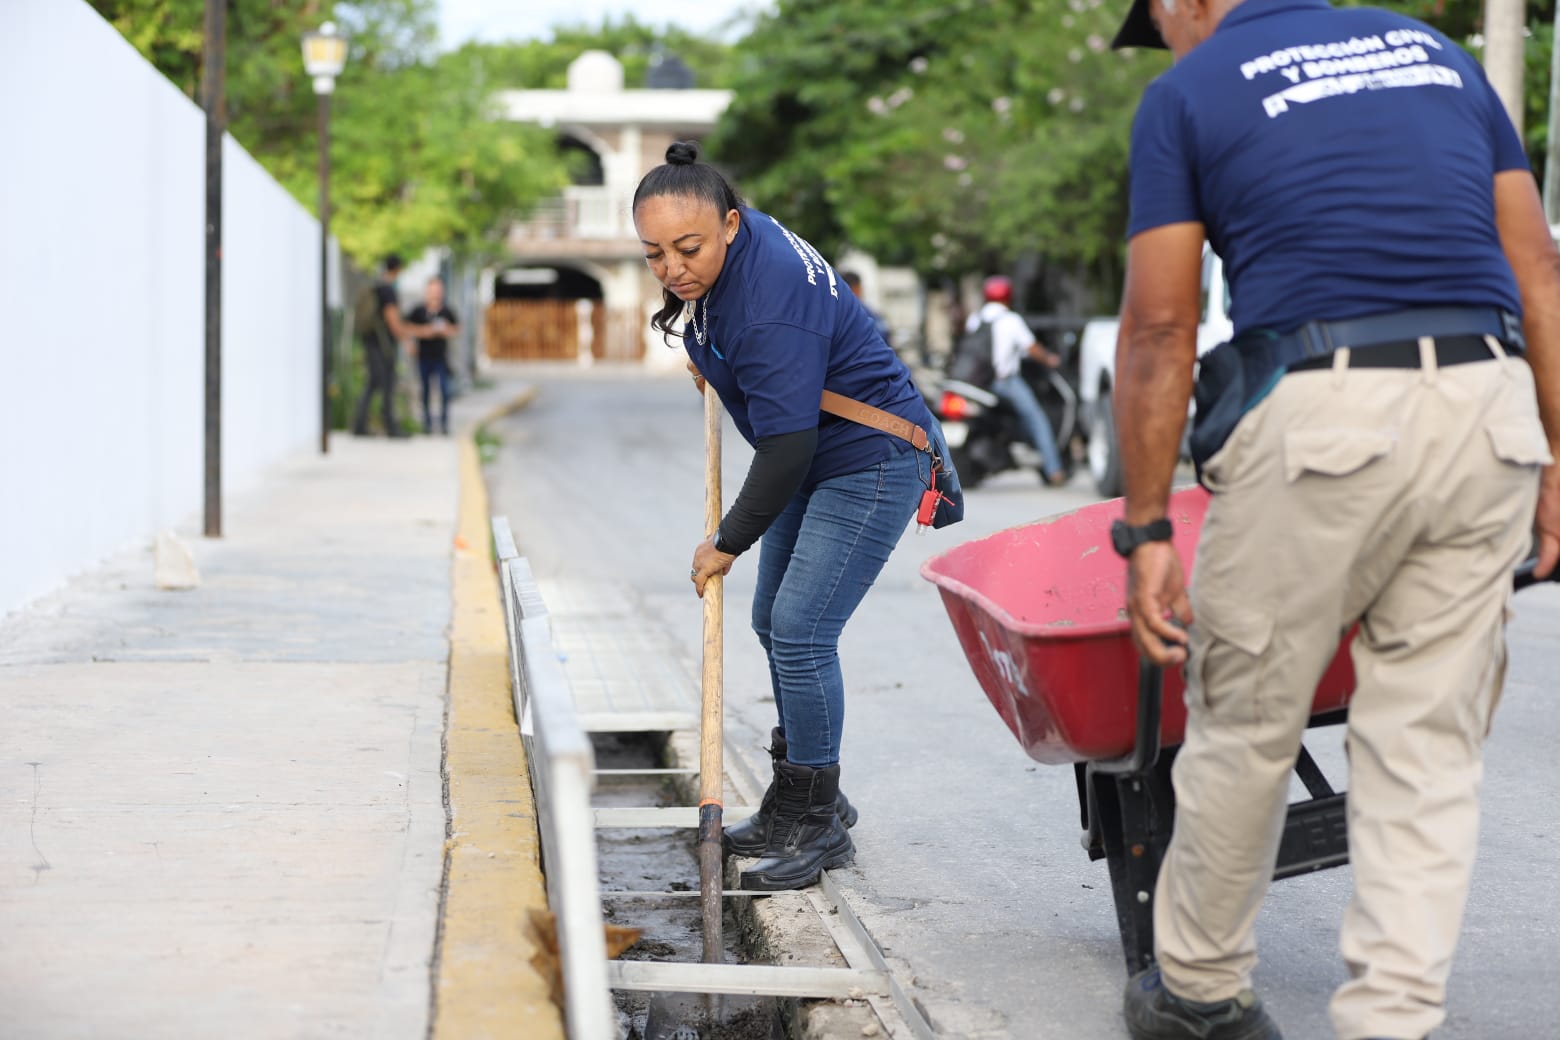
[1076,248,1231,496]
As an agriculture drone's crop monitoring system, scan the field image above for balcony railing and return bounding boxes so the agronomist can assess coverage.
[512,185,634,242]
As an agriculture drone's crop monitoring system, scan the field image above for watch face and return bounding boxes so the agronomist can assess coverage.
[1110,520,1134,558]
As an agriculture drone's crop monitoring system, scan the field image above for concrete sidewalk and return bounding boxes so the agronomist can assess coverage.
[0,377,558,1038]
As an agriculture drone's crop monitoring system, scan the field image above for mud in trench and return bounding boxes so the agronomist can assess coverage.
[595,733,783,1040]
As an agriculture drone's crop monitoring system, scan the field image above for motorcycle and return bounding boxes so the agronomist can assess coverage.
[932,356,1081,489]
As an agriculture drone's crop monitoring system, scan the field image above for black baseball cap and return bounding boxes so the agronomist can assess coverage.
[1112,0,1168,49]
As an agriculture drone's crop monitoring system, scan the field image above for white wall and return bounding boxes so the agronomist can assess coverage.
[0,0,323,617]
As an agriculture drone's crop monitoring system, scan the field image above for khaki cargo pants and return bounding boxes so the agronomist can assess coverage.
[1154,342,1549,1040]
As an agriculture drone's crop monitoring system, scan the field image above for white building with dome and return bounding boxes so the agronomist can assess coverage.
[489,51,733,364]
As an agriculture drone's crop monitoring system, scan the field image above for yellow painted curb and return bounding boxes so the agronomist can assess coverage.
[432,387,563,1040]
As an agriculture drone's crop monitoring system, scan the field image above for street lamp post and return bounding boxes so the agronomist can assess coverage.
[302,22,348,455]
[202,0,226,536]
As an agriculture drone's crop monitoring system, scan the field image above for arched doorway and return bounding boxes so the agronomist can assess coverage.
[485,265,609,361]
[557,134,604,186]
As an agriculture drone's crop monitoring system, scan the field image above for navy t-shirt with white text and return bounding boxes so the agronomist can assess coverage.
[1127,0,1528,335]
[682,207,935,486]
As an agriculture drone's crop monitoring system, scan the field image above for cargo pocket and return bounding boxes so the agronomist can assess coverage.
[1188,549,1276,715]
[1186,607,1275,717]
[1485,420,1554,468]
[1283,428,1396,483]
[1195,605,1274,660]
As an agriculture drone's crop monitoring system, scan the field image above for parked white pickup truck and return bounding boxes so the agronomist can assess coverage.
[1076,248,1231,496]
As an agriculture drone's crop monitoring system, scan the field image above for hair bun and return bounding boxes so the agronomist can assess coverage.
[665,140,700,166]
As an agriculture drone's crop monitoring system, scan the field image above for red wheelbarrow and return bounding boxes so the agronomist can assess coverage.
[921,485,1554,972]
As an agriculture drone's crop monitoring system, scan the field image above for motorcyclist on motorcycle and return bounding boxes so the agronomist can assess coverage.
[966,276,1068,486]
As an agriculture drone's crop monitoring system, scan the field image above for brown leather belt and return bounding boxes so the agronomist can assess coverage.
[819,390,930,452]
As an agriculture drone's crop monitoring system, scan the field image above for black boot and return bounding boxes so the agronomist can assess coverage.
[723,729,858,857]
[739,761,855,891]
[1123,966,1282,1040]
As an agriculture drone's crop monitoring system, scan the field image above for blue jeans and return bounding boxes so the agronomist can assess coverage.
[750,446,926,767]
[992,372,1063,477]
[419,356,450,433]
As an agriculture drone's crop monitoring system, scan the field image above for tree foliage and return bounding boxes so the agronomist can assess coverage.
[89,0,569,264]
[447,15,740,90]
[712,0,1558,297]
[708,0,1164,282]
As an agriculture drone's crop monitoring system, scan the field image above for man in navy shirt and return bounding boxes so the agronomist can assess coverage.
[1108,0,1560,1037]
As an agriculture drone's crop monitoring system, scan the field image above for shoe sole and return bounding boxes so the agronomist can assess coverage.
[739,840,855,891]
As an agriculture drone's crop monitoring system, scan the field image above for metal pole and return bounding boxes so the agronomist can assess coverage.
[1483,0,1526,139]
[201,0,225,537]
[318,90,331,454]
[1544,22,1560,224]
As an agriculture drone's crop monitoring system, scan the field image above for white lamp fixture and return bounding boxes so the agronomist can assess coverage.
[301,21,349,95]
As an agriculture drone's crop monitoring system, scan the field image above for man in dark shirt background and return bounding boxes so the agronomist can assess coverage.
[353,254,411,438]
[405,276,460,435]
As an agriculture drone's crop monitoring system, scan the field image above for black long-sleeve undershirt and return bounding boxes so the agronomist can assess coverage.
[716,428,819,555]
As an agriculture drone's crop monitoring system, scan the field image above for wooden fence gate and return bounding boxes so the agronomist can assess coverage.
[484,299,645,361]
[485,299,581,360]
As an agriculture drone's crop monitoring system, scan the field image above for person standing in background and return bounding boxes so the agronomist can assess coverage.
[406,277,460,435]
[352,254,411,438]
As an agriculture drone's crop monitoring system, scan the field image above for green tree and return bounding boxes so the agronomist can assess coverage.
[89,0,569,264]
[448,14,740,90]
[714,0,1558,304]
[709,0,1162,286]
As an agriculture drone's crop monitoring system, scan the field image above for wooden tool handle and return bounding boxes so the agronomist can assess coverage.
[700,387,724,805]
[699,385,725,964]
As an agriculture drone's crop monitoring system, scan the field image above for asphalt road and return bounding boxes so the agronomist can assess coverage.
[487,367,1560,1040]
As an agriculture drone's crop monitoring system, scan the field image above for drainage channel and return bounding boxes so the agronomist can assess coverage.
[594,731,777,1040]
[492,520,935,1040]
[594,730,939,1040]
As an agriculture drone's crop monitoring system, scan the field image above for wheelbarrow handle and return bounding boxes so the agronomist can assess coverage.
[1097,558,1550,779]
[1093,662,1164,777]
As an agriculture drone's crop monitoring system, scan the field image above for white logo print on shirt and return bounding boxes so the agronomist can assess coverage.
[1238,29,1462,119]
[770,216,840,298]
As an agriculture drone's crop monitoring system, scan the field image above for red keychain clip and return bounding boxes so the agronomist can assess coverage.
[916,458,948,528]
[917,487,942,527]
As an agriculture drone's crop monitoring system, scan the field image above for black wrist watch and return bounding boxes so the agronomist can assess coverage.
[1110,517,1173,558]
[713,528,735,555]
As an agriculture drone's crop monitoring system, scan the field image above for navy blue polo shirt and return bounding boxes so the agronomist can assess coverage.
[1127,0,1528,335]
[683,207,935,485]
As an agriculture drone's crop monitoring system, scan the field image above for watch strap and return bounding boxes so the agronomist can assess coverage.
[1112,517,1173,558]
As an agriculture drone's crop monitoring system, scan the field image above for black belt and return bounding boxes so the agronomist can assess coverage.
[1289,334,1508,372]
[1279,305,1524,361]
